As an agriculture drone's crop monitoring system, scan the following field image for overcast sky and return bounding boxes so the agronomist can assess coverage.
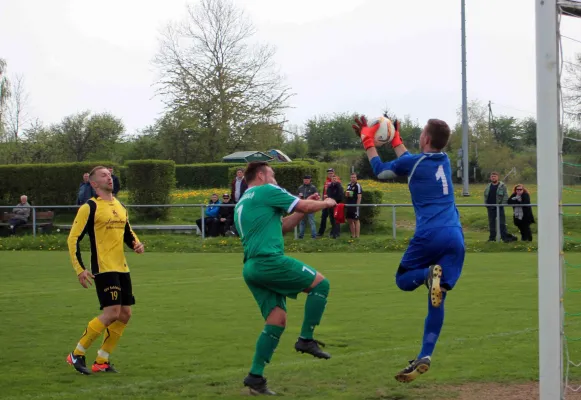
[1,0,580,136]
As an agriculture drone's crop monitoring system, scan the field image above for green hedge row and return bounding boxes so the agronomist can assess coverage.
[0,161,119,206]
[126,160,175,219]
[175,163,246,188]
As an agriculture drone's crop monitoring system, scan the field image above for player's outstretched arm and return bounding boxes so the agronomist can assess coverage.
[282,196,336,233]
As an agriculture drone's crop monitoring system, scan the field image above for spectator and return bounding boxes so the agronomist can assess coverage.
[231,168,248,203]
[196,194,221,237]
[108,167,120,196]
[326,174,344,239]
[508,184,535,242]
[9,195,30,235]
[77,173,95,205]
[345,172,363,238]
[218,193,236,236]
[318,168,340,237]
[297,175,318,239]
[484,171,515,242]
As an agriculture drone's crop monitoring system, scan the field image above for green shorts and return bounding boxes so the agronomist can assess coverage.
[243,255,319,319]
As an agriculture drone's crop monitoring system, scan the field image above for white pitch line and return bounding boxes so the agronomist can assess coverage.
[5,326,539,400]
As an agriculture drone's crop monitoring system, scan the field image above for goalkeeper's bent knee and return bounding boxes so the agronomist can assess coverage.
[311,278,330,298]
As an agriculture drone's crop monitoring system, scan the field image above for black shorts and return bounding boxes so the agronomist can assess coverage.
[94,272,135,310]
[346,206,360,220]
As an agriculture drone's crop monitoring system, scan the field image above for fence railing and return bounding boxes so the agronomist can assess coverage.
[1,203,580,242]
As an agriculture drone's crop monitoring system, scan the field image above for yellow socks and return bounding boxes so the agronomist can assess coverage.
[73,317,106,356]
[95,320,127,364]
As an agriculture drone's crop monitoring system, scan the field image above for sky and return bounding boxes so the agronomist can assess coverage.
[1,0,580,136]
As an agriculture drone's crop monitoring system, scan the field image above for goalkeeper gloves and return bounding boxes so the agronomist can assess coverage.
[352,115,379,150]
[383,113,403,149]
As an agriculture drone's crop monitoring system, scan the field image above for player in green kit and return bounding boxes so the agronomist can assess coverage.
[235,161,337,395]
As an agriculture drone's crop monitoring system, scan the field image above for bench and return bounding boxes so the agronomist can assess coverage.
[54,223,201,235]
[0,211,55,234]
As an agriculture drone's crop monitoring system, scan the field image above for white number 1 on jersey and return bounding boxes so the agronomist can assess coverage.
[435,165,449,195]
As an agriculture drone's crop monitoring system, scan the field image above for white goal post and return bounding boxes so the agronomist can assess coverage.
[536,1,581,399]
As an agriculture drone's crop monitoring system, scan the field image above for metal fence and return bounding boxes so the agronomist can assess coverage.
[4,202,580,242]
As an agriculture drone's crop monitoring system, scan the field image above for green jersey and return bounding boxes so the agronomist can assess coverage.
[234,184,300,261]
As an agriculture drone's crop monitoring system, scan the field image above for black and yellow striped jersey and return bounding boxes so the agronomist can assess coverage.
[67,197,140,275]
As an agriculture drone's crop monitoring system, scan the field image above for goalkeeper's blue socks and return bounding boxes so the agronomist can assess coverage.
[395,268,429,291]
[418,291,446,359]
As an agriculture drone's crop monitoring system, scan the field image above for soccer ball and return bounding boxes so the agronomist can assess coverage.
[370,116,396,146]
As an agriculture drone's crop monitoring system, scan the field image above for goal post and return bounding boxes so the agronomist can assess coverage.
[535,0,564,399]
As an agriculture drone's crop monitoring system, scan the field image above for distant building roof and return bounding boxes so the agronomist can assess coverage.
[222,151,274,163]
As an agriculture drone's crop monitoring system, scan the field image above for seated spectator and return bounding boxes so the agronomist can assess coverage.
[9,195,31,235]
[218,193,236,236]
[77,173,95,205]
[196,194,221,237]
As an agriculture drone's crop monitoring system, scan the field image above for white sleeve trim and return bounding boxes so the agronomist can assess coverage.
[288,197,300,213]
[377,170,397,180]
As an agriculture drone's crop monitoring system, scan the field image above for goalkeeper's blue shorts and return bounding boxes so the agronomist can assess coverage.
[397,227,465,291]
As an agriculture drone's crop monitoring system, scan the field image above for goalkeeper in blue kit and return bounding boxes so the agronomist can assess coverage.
[352,115,465,382]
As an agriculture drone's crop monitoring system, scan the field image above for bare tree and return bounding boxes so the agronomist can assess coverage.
[0,58,11,138]
[153,0,293,153]
[6,74,29,140]
[564,53,581,124]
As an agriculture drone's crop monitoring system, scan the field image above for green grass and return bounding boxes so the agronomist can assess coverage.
[2,251,581,399]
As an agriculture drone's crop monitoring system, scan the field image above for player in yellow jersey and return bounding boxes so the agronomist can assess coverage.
[65,166,144,375]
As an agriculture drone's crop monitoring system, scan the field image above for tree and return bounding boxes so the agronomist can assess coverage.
[54,111,124,162]
[304,112,361,157]
[5,75,29,141]
[0,58,11,138]
[564,53,581,123]
[153,0,292,157]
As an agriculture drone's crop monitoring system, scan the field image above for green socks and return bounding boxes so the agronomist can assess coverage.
[250,324,285,376]
[300,278,330,340]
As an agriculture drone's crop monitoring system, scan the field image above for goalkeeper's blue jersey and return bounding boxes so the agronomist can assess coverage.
[371,151,462,233]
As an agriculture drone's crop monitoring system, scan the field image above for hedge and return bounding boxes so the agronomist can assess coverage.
[175,163,246,189]
[228,164,321,194]
[359,190,383,225]
[0,161,118,206]
[126,160,175,219]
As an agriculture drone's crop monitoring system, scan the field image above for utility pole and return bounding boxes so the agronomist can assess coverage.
[461,0,470,196]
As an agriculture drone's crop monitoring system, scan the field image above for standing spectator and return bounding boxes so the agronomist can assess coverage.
[196,194,221,237]
[231,168,248,203]
[326,175,344,239]
[108,167,120,196]
[218,193,235,236]
[345,172,363,238]
[508,184,535,241]
[297,175,318,239]
[9,195,30,235]
[77,173,95,205]
[484,171,514,242]
[317,168,340,237]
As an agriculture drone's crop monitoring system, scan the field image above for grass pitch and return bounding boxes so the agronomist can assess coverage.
[1,251,581,399]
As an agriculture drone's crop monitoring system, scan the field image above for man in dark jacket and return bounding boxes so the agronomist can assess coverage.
[77,173,95,205]
[297,175,318,239]
[231,168,248,203]
[318,168,340,237]
[108,167,120,196]
[326,175,344,239]
[218,193,236,236]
